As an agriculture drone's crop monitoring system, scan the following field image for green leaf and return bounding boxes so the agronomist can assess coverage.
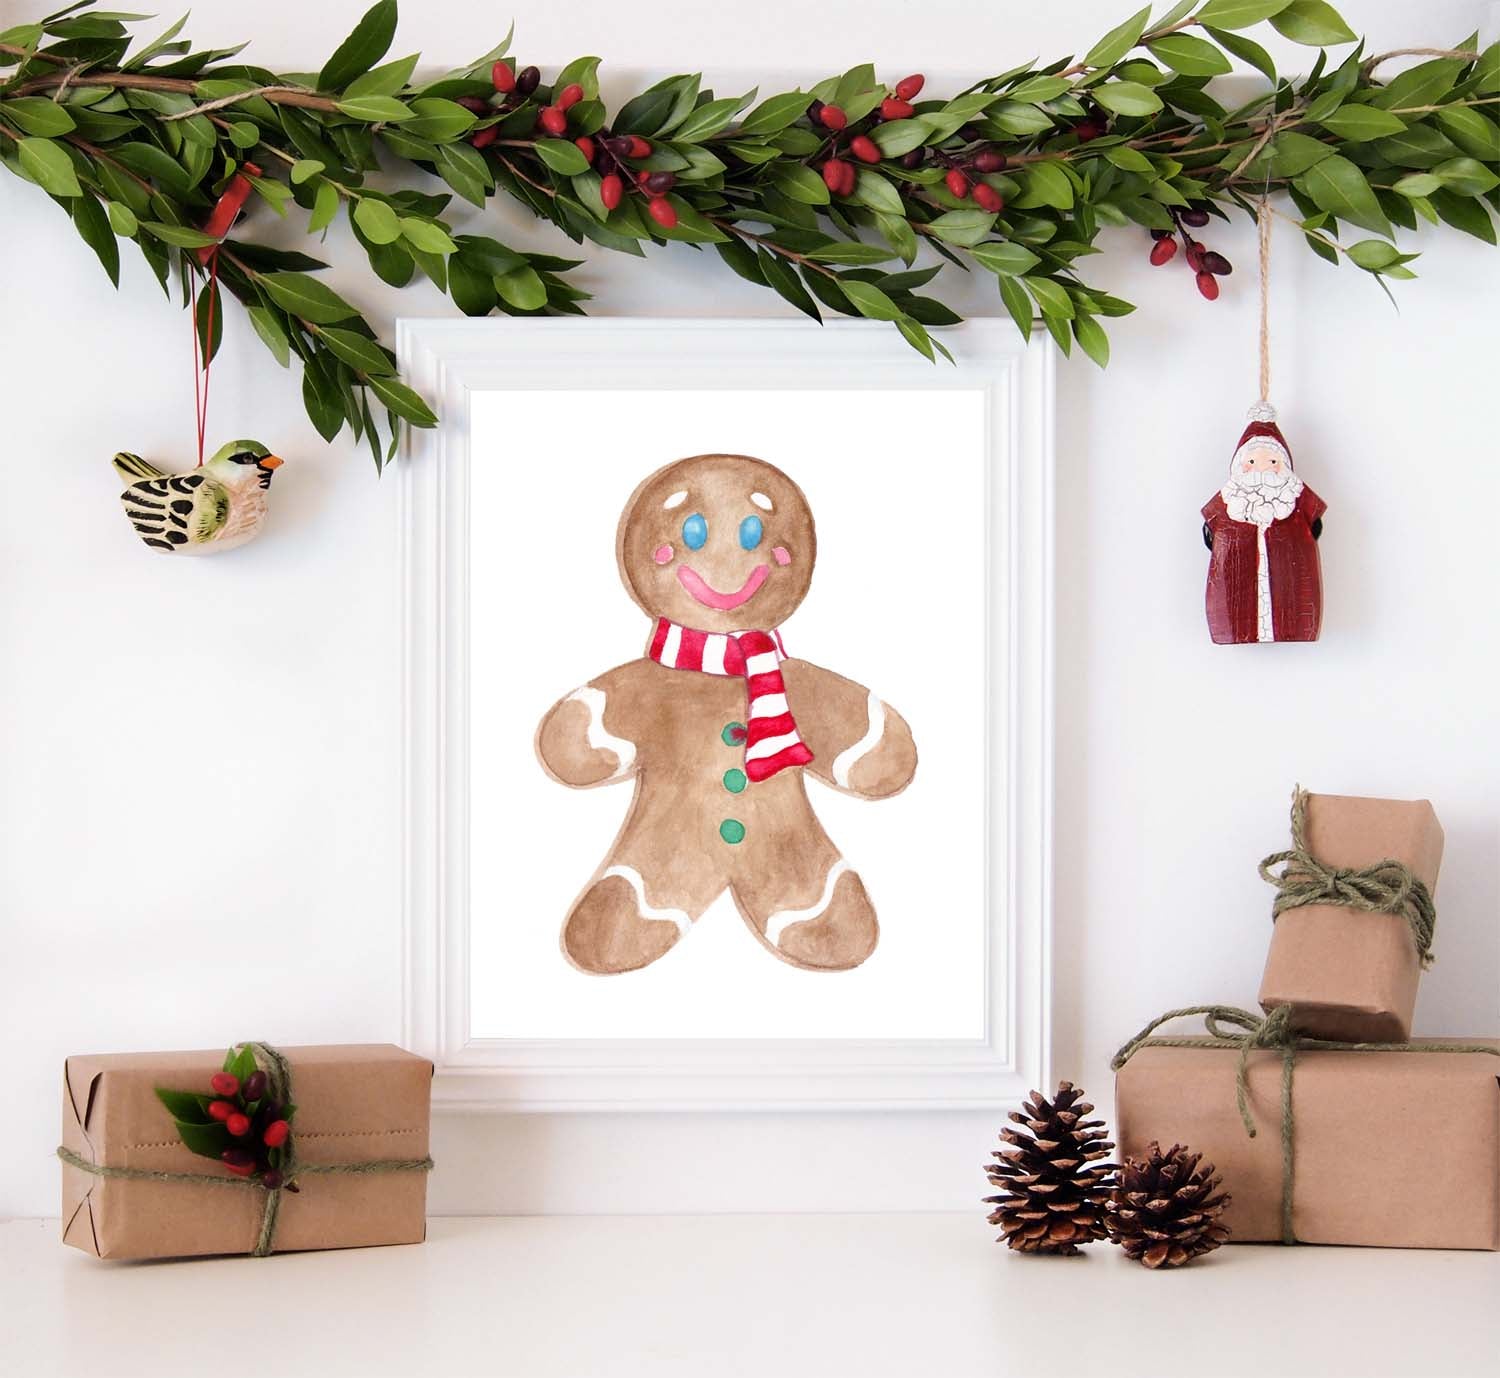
[1317,105,1407,141]
[735,90,807,136]
[1008,75,1074,105]
[535,139,589,176]
[172,1118,234,1160]
[1204,26,1277,80]
[1083,6,1151,69]
[925,208,997,246]
[1,96,77,136]
[870,118,929,158]
[17,137,80,197]
[434,141,493,207]
[552,55,602,102]
[302,365,345,442]
[1433,157,1500,198]
[260,271,360,323]
[1429,189,1496,244]
[247,305,292,366]
[70,193,119,285]
[344,52,419,100]
[290,158,325,185]
[105,199,137,236]
[757,248,820,320]
[494,263,547,311]
[1296,154,1392,237]
[226,120,260,149]
[1346,238,1402,271]
[771,163,831,205]
[998,274,1034,339]
[195,277,222,364]
[1268,130,1338,177]
[840,279,902,321]
[1392,173,1442,198]
[1072,313,1110,367]
[673,92,754,143]
[1435,106,1500,162]
[334,95,413,123]
[1194,0,1294,28]
[154,1088,213,1124]
[352,197,401,244]
[1016,161,1074,210]
[139,221,217,247]
[399,217,458,255]
[309,180,340,234]
[227,1044,258,1085]
[1371,57,1468,113]
[367,373,438,426]
[1091,82,1163,118]
[1146,34,1232,77]
[319,0,397,93]
[1025,276,1075,319]
[971,241,1041,276]
[448,254,499,314]
[851,169,904,217]
[318,326,395,375]
[714,238,767,285]
[805,241,898,265]
[1269,0,1356,46]
[402,97,476,143]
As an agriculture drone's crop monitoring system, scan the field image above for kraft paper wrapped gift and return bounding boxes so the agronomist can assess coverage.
[1258,791,1444,1043]
[61,1044,432,1260]
[1114,1021,1500,1249]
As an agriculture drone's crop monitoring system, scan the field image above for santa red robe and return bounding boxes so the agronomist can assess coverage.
[1202,484,1325,644]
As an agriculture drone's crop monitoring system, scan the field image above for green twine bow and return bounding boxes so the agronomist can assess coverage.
[57,1041,433,1258]
[1259,786,1437,967]
[1112,1005,1498,1244]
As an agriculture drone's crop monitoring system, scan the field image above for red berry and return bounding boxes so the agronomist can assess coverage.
[556,82,584,111]
[895,73,925,101]
[1074,119,1104,142]
[263,1119,290,1148]
[1202,250,1232,276]
[643,170,676,195]
[1181,207,1211,228]
[491,60,515,94]
[515,66,540,96]
[635,168,651,186]
[973,148,1006,173]
[221,1154,256,1177]
[818,104,847,131]
[470,125,499,149]
[574,135,595,163]
[262,1169,284,1190]
[207,1100,235,1122]
[627,136,652,158]
[1185,240,1206,271]
[647,196,678,229]
[945,168,970,198]
[973,182,1003,213]
[600,172,623,209]
[1149,237,1178,266]
[210,1072,240,1097]
[822,158,850,193]
[539,105,567,135]
[881,97,915,121]
[456,96,490,114]
[850,134,881,164]
[226,1112,251,1137]
[1196,271,1220,300]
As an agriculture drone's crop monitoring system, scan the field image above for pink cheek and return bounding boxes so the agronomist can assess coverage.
[653,544,674,566]
[772,546,792,567]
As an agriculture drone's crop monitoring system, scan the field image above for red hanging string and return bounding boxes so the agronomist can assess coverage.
[192,247,220,466]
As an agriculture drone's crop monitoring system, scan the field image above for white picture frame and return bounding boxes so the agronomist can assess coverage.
[399,317,1054,1111]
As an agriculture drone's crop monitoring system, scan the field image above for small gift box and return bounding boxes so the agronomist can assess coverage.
[1257,789,1443,1042]
[1113,1007,1500,1249]
[60,1043,432,1260]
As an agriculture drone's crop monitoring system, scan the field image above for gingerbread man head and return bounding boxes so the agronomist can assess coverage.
[616,454,817,633]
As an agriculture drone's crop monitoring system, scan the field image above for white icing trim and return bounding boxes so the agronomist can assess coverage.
[601,866,692,936]
[832,692,886,789]
[663,489,688,509]
[567,686,636,775]
[765,860,850,946]
[750,491,773,510]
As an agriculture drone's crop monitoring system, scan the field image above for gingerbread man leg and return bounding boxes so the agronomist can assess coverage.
[730,809,878,971]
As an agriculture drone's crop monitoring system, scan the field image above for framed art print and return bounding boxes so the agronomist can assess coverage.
[400,317,1054,1110]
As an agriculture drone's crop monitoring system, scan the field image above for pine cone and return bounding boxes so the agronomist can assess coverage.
[983,1081,1115,1255]
[1106,1141,1231,1269]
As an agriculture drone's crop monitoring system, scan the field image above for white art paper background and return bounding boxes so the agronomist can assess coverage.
[468,387,991,1039]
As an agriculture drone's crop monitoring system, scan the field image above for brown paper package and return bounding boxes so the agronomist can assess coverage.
[61,1044,432,1260]
[1257,792,1444,1042]
[1115,1040,1500,1249]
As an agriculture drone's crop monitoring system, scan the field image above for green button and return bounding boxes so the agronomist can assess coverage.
[722,768,747,794]
[721,722,746,746]
[719,818,746,845]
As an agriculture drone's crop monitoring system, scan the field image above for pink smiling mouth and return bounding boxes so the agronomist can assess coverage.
[677,563,769,611]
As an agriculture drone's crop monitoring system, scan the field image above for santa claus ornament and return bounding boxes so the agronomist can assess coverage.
[1201,203,1325,645]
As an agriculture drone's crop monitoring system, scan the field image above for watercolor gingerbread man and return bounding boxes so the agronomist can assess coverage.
[536,453,917,975]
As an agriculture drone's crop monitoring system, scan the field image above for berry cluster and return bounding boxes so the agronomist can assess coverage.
[1147,203,1233,300]
[205,1069,296,1189]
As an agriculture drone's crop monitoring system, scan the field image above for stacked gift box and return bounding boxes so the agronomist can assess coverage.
[1113,789,1500,1250]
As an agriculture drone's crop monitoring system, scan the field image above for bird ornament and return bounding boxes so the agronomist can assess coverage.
[114,440,284,555]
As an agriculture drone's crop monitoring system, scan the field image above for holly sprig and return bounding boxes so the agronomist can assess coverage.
[154,1044,298,1189]
[2,0,1497,466]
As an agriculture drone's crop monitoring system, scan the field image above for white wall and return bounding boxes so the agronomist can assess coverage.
[3,0,1496,1218]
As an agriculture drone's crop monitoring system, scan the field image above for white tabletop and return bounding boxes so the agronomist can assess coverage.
[5,1215,1497,1377]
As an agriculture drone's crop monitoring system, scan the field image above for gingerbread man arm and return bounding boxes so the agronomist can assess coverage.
[780,659,917,800]
[536,661,652,788]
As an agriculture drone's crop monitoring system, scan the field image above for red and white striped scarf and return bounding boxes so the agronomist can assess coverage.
[647,618,814,782]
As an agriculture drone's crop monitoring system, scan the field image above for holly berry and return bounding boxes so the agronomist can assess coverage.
[1074,119,1105,142]
[1149,237,1178,265]
[221,1151,256,1177]
[849,134,881,164]
[647,196,678,229]
[226,1112,251,1137]
[900,149,924,170]
[945,168,970,199]
[262,1169,284,1190]
[1150,227,1172,240]
[880,97,915,121]
[240,1071,268,1102]
[1201,250,1233,275]
[973,182,1004,213]
[973,148,1007,174]
[263,1119,291,1148]
[600,172,623,209]
[492,60,516,94]
[1196,271,1220,300]
[574,135,596,164]
[821,158,855,195]
[210,1072,240,1097]
[539,105,567,135]
[515,65,540,96]
[626,135,652,159]
[817,103,848,131]
[643,170,676,195]
[456,96,490,114]
[1180,206,1211,228]
[895,73,925,102]
[556,82,584,111]
[470,125,499,149]
[207,1099,235,1122]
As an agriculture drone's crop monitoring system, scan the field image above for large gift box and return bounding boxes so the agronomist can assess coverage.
[1114,1014,1499,1249]
[1257,790,1443,1042]
[61,1043,432,1260]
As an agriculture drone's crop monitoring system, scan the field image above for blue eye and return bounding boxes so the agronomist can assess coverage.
[738,514,764,551]
[682,513,708,550]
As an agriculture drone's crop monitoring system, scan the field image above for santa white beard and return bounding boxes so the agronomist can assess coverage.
[1221,468,1304,642]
